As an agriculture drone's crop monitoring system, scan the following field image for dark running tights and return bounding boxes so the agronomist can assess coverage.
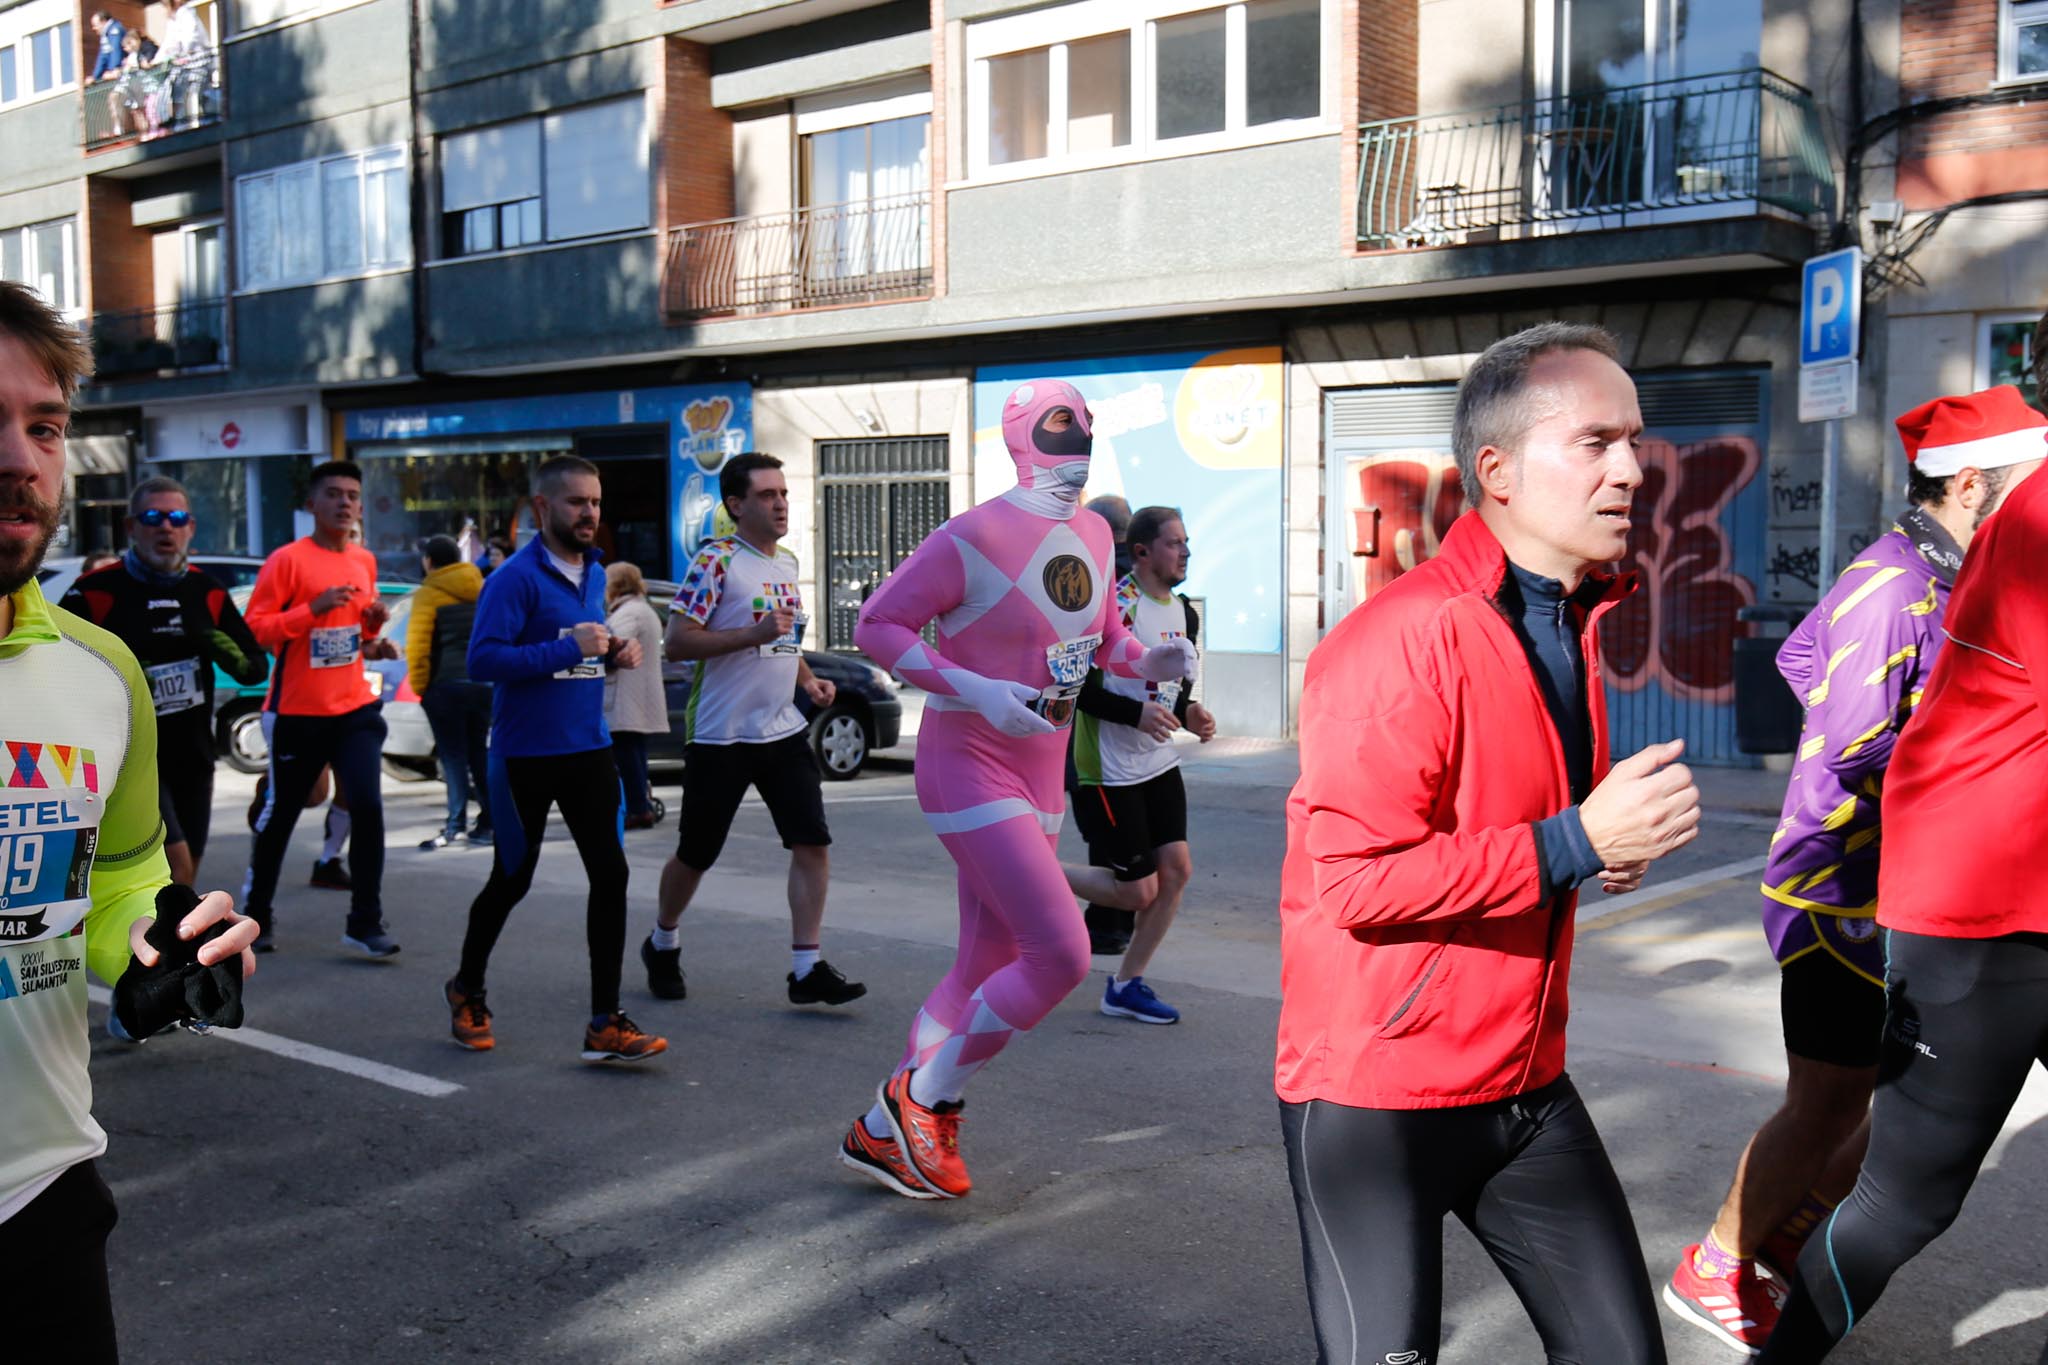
[1280,1075,1666,1365]
[1760,930,2048,1363]
[458,748,627,1018]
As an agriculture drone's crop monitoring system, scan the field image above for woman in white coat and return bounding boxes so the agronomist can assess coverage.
[604,562,669,829]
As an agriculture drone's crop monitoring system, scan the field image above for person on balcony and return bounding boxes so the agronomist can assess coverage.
[113,30,160,140]
[87,11,127,83]
[155,0,214,134]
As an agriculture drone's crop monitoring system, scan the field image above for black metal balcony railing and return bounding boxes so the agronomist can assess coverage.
[1357,69,1834,249]
[83,60,223,150]
[664,192,933,320]
[90,299,228,377]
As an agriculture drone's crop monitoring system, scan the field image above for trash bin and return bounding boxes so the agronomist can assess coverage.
[1734,605,1804,755]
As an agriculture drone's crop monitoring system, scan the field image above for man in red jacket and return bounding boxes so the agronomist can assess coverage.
[1757,363,2048,1363]
[1277,322,1702,1365]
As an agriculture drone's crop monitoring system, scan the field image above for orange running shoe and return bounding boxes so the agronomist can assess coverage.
[880,1069,970,1198]
[840,1118,944,1200]
[582,1011,668,1063]
[444,976,494,1052]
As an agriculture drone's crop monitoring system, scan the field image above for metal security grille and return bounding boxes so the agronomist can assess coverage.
[818,437,950,649]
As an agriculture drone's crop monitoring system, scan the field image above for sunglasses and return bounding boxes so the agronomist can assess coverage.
[135,508,192,528]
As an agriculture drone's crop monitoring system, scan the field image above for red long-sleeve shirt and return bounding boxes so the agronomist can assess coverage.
[244,538,379,717]
[1879,468,2048,937]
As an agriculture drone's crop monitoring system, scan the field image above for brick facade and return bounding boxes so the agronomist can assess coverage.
[83,177,152,317]
[1898,0,2048,207]
[1343,0,1419,248]
[657,36,734,236]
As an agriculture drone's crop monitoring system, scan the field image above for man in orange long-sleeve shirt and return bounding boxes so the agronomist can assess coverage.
[239,460,402,957]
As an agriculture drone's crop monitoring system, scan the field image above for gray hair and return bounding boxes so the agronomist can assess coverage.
[1452,323,1622,506]
[128,475,190,518]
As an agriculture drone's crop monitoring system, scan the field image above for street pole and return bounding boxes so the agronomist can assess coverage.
[1818,417,1841,587]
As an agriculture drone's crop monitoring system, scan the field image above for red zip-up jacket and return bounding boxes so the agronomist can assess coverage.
[1879,466,2048,937]
[1276,513,1634,1109]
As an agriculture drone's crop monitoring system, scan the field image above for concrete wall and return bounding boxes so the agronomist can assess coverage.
[223,0,410,138]
[0,88,86,201]
[236,270,413,387]
[422,233,670,372]
[733,108,794,218]
[1417,0,1526,113]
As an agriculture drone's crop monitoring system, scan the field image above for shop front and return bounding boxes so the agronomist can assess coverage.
[971,348,1288,739]
[342,384,754,582]
[142,395,324,558]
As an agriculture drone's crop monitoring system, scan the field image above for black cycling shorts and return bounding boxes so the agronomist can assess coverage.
[1781,948,1886,1069]
[676,733,830,871]
[157,765,215,861]
[1069,768,1188,883]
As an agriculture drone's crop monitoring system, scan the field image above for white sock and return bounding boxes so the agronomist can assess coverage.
[650,924,680,952]
[908,996,1015,1108]
[791,945,820,979]
[862,1104,892,1139]
[321,806,350,861]
[1112,975,1132,990]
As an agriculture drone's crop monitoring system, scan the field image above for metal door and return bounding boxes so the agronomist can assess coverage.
[818,437,950,648]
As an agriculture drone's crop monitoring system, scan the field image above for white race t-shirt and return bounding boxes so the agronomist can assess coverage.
[1074,577,1193,787]
[671,536,807,745]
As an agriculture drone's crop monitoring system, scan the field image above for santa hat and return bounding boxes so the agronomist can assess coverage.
[1896,385,2048,479]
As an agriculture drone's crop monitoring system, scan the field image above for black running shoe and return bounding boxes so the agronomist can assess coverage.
[310,858,352,890]
[789,960,866,1006]
[641,934,686,1000]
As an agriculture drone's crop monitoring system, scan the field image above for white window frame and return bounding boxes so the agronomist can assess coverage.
[1975,311,2039,395]
[963,0,1336,184]
[0,218,81,318]
[235,144,413,293]
[1999,0,2048,84]
[228,0,379,41]
[0,2,78,110]
[436,95,651,261]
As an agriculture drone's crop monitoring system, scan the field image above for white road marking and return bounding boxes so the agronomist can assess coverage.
[87,985,463,1099]
[1577,854,1768,922]
[1087,1125,1170,1144]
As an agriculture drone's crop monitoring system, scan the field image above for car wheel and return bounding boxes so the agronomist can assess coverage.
[221,707,269,775]
[382,755,435,782]
[810,705,868,780]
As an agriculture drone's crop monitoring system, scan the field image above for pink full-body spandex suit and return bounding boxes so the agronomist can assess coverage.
[854,380,1197,1128]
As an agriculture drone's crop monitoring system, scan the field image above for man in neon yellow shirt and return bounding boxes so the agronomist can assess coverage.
[0,281,257,1361]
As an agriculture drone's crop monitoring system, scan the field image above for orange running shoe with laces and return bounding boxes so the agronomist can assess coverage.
[840,1119,944,1200]
[582,1011,668,1063]
[880,1069,970,1198]
[444,976,494,1052]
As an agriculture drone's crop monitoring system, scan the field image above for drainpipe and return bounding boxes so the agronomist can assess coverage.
[406,0,433,380]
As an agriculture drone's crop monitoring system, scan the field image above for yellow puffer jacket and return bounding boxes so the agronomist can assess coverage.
[407,560,484,695]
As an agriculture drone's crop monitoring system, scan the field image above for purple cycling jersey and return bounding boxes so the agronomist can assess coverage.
[1760,517,1960,981]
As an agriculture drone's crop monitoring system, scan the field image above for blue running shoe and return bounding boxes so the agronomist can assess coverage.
[1101,975,1180,1025]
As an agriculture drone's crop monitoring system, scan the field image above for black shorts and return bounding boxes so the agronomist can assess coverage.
[676,733,831,871]
[1781,948,1887,1068]
[157,764,215,860]
[1069,768,1188,883]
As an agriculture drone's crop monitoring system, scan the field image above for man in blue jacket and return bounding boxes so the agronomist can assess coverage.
[445,455,667,1063]
[87,11,126,83]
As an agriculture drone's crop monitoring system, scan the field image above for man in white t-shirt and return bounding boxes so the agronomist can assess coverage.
[641,453,864,1007]
[1065,506,1215,1024]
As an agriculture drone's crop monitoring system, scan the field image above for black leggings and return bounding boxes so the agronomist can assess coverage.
[243,703,386,932]
[1760,929,2048,1363]
[1280,1075,1666,1365]
[1,1160,119,1364]
[459,748,627,1017]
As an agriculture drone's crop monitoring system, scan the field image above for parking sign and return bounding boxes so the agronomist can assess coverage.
[1800,248,1863,368]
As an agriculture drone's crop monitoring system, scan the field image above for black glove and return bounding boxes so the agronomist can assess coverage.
[111,884,246,1039]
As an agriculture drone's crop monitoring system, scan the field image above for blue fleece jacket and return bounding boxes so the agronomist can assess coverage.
[467,537,612,757]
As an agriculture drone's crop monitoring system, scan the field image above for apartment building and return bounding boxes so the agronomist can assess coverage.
[3,0,2039,745]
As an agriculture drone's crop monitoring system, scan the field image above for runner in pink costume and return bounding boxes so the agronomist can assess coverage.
[837,380,1197,1200]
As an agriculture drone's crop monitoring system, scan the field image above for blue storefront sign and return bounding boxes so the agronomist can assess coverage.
[344,383,753,576]
[972,349,1283,655]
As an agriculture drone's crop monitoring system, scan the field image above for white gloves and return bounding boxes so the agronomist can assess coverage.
[951,669,1056,738]
[1137,636,1198,684]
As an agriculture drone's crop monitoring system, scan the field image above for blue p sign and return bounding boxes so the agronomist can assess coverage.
[1801,248,1862,368]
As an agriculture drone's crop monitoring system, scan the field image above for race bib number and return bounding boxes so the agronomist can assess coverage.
[757,609,808,658]
[309,624,361,670]
[144,658,205,716]
[1155,678,1183,712]
[0,793,99,948]
[1034,633,1102,729]
[554,627,604,680]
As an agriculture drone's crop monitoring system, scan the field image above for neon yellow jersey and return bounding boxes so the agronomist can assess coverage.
[0,579,168,1222]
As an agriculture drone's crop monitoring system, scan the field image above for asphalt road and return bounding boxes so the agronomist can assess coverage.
[83,744,2048,1363]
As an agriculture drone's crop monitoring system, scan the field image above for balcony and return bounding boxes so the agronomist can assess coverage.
[1356,69,1833,250]
[663,192,932,321]
[81,1,224,151]
[90,299,228,377]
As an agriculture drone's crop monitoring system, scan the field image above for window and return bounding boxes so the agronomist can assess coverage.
[26,20,72,94]
[1980,315,2040,408]
[0,47,14,104]
[970,0,1326,175]
[2003,0,2048,81]
[439,96,649,258]
[0,10,75,106]
[237,146,411,289]
[0,219,79,314]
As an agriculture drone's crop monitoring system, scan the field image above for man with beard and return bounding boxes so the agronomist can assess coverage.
[62,477,267,886]
[445,456,667,1063]
[239,460,402,957]
[0,280,258,1362]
